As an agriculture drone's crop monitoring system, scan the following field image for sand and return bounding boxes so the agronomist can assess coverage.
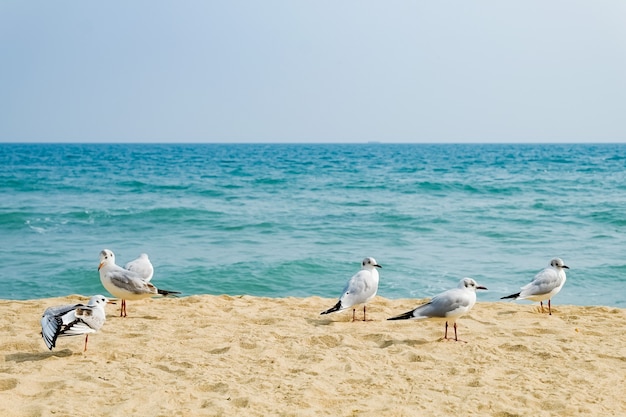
[0,294,625,416]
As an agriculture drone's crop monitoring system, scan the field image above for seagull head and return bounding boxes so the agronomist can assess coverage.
[98,249,115,271]
[361,257,382,269]
[87,295,112,307]
[550,258,569,270]
[459,277,487,291]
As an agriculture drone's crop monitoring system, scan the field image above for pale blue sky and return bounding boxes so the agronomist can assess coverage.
[1,1,625,143]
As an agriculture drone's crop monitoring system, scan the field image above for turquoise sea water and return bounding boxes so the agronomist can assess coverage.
[1,143,625,307]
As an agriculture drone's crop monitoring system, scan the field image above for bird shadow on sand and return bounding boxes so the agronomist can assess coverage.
[5,349,73,363]
[109,314,160,320]
[306,317,377,326]
[306,318,337,326]
[361,332,431,348]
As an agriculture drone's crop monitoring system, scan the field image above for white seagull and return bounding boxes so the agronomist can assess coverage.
[320,257,382,321]
[388,278,487,341]
[501,257,569,315]
[41,295,111,351]
[98,249,180,317]
[124,253,154,282]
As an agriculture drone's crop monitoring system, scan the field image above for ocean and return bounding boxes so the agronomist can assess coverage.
[1,143,625,307]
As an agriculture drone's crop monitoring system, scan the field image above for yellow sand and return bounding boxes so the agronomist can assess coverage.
[1,295,625,416]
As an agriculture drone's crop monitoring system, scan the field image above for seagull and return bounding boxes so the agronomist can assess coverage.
[98,249,180,317]
[501,257,569,315]
[124,253,154,282]
[41,295,111,351]
[320,257,382,321]
[388,278,487,341]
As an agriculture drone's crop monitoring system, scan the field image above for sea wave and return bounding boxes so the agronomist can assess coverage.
[2,143,626,307]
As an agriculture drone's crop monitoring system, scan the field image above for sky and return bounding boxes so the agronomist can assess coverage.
[1,1,625,143]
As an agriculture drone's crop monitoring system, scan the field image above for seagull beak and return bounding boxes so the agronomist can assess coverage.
[562,265,570,269]
[107,300,117,305]
[374,264,382,269]
[477,285,488,290]
[98,262,104,271]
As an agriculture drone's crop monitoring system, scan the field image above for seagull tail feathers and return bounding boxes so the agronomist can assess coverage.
[387,310,415,321]
[500,292,520,300]
[320,300,342,315]
[158,289,181,297]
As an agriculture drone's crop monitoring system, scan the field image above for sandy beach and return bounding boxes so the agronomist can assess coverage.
[1,294,625,416]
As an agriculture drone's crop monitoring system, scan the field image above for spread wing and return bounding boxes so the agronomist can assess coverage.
[41,313,64,350]
[40,303,81,350]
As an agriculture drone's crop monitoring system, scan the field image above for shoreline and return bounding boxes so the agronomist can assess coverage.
[1,295,625,416]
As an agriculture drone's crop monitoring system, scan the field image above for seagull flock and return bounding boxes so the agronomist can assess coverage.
[321,256,569,341]
[40,253,569,350]
[41,249,180,351]
[98,249,180,318]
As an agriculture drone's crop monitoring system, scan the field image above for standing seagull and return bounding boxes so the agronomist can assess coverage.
[388,278,487,341]
[501,257,569,315]
[321,257,382,321]
[124,253,154,282]
[41,295,110,351]
[98,249,180,317]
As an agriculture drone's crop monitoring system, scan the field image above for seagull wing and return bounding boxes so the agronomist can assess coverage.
[40,303,81,349]
[412,289,473,319]
[520,268,561,297]
[74,306,106,332]
[107,268,157,295]
[339,270,375,307]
